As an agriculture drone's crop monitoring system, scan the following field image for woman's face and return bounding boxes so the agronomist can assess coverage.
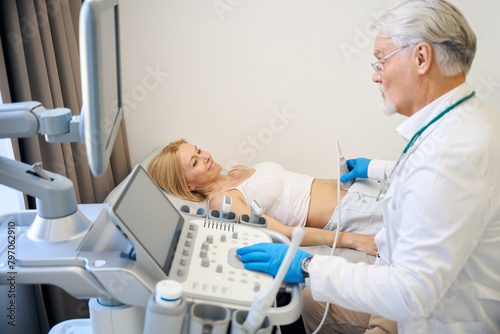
[177,143,222,190]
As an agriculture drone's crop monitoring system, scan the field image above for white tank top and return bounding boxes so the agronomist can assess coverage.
[208,162,314,227]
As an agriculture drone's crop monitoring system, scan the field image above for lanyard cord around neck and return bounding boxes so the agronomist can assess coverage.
[403,91,476,154]
[376,90,476,203]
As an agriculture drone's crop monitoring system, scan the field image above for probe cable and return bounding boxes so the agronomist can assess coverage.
[311,141,344,334]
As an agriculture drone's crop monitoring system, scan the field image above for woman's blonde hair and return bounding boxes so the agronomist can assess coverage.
[147,139,205,202]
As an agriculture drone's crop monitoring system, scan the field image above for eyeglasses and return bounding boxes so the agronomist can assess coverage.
[371,43,416,75]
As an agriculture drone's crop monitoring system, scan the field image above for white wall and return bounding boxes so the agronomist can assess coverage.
[119,0,500,178]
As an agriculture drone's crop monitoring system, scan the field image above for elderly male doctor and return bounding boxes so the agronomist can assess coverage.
[237,0,500,333]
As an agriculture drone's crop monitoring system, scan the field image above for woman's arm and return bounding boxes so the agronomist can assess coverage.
[210,191,377,255]
[266,220,377,256]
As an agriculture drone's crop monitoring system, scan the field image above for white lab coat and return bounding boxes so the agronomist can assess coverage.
[308,83,500,333]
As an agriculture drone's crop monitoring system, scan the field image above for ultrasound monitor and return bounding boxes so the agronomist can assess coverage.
[103,165,301,317]
[109,165,184,278]
[80,0,123,177]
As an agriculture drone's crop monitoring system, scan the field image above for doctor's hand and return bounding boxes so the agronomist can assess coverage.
[340,158,371,182]
[236,243,311,284]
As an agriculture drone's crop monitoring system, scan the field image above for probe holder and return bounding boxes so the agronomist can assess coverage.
[231,309,272,334]
[178,205,207,218]
[239,214,268,228]
[209,209,237,222]
[189,303,230,334]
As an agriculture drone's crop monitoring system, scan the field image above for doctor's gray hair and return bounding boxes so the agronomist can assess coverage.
[371,0,476,76]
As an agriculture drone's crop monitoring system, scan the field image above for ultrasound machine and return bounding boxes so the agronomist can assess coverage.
[0,1,302,333]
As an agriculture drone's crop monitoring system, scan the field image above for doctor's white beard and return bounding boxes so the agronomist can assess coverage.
[379,84,397,116]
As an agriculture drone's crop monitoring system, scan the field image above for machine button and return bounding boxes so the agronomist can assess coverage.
[206,235,214,244]
[216,264,223,273]
[177,268,185,276]
[200,250,208,258]
[187,231,194,238]
[220,234,227,242]
[232,231,238,239]
[201,241,209,250]
[202,258,210,267]
[185,240,192,247]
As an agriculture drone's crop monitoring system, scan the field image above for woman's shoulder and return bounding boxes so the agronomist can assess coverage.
[206,168,254,207]
[253,161,285,173]
[228,161,285,171]
[228,165,251,174]
[208,187,246,208]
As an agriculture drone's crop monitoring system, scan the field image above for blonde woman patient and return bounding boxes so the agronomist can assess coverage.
[147,139,383,255]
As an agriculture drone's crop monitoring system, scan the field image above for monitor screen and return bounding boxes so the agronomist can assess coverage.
[110,166,184,275]
[80,0,123,177]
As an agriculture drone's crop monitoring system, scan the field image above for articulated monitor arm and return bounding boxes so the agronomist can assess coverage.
[0,101,91,241]
[0,101,82,142]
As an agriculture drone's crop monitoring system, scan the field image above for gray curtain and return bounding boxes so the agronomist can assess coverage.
[0,0,131,333]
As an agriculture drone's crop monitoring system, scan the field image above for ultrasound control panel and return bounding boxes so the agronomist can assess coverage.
[169,217,274,306]
[108,165,281,309]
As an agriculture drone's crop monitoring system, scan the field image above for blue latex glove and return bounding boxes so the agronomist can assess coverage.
[340,158,371,183]
[236,243,312,284]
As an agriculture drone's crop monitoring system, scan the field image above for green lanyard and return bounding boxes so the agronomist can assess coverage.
[403,91,476,154]
[376,90,476,202]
